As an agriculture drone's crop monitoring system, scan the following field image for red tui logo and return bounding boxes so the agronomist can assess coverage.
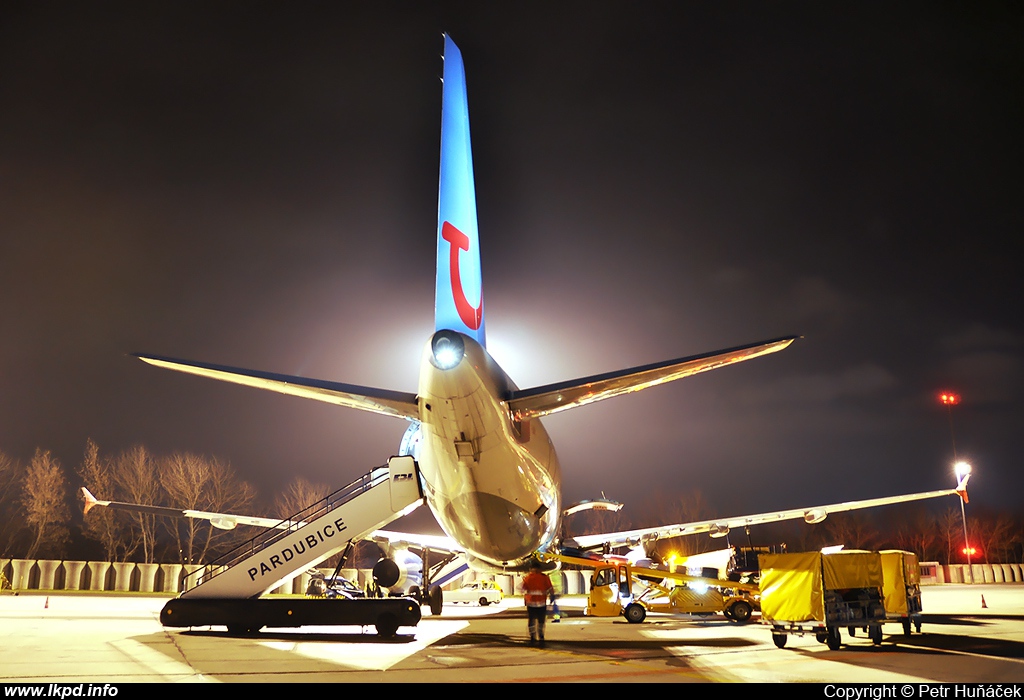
[441,221,483,330]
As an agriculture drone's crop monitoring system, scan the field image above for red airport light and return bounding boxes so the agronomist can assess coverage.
[940,392,961,406]
[962,546,977,556]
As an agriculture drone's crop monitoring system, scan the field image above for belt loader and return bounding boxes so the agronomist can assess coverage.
[551,553,759,623]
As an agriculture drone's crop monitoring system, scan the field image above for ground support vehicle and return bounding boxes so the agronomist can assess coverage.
[446,580,503,606]
[760,550,886,650]
[161,596,421,638]
[880,550,923,635]
[551,553,759,624]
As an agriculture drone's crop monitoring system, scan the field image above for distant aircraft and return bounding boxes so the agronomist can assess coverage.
[115,36,966,585]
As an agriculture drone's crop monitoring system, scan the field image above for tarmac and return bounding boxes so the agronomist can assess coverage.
[1,584,1023,683]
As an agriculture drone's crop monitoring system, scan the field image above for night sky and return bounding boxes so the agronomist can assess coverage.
[1,2,1021,533]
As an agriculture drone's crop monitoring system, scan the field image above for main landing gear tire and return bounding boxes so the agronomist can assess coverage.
[427,585,443,616]
[729,600,753,623]
[772,633,787,648]
[624,603,646,624]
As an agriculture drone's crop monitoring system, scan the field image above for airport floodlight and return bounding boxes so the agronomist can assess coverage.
[940,392,961,406]
[954,461,972,479]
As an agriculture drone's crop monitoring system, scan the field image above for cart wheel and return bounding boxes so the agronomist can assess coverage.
[815,631,828,643]
[624,603,646,624]
[376,613,399,639]
[479,597,489,607]
[870,625,882,645]
[729,600,753,623]
[826,626,841,650]
[915,621,922,633]
[772,633,787,649]
[902,618,912,636]
[848,626,856,637]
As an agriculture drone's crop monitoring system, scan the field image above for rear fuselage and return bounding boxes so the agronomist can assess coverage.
[416,330,561,567]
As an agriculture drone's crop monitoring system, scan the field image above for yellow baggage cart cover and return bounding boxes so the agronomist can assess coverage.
[880,550,919,615]
[760,552,824,623]
[822,550,884,590]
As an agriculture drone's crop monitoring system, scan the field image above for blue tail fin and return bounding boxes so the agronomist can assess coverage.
[435,34,485,346]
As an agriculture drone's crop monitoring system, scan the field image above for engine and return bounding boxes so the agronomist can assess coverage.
[803,509,828,524]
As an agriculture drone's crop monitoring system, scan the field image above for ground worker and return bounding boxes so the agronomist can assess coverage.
[522,560,554,647]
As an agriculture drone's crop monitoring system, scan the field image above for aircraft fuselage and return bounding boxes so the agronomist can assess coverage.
[416,330,561,567]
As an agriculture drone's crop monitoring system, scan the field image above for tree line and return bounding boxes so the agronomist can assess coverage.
[0,440,332,565]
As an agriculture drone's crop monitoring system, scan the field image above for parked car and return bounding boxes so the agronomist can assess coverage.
[446,580,503,606]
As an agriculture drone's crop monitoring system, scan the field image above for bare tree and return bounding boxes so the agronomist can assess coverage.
[938,507,966,565]
[112,446,160,563]
[77,439,134,561]
[0,450,25,556]
[22,449,70,559]
[274,477,330,520]
[160,453,257,565]
[974,512,1015,565]
[893,507,938,561]
[823,512,879,551]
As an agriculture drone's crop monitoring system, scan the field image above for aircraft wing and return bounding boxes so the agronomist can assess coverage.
[133,353,419,420]
[571,476,970,551]
[81,487,292,530]
[82,488,464,552]
[506,336,798,420]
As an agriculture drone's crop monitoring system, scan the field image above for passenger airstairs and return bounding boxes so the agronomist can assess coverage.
[180,455,422,599]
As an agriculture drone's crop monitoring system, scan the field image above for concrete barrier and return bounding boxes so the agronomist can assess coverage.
[63,561,86,590]
[37,560,61,590]
[88,561,111,591]
[112,562,134,591]
[1011,564,1023,582]
[993,565,1005,583]
[160,563,184,593]
[137,563,160,592]
[11,560,34,590]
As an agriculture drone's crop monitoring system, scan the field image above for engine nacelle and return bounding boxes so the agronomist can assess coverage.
[708,523,730,538]
[803,509,828,524]
[372,549,423,594]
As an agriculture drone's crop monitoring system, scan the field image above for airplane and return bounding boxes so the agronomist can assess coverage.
[95,35,968,598]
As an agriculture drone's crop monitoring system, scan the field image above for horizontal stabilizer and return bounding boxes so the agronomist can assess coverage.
[133,354,419,420]
[507,336,798,420]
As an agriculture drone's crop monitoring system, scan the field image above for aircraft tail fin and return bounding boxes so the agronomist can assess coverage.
[435,34,485,346]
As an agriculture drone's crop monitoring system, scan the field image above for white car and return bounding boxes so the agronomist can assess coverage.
[446,581,504,606]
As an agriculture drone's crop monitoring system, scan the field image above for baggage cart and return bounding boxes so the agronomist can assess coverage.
[760,550,886,650]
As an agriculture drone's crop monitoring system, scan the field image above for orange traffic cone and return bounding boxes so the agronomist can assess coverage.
[981,595,988,609]
[44,596,49,609]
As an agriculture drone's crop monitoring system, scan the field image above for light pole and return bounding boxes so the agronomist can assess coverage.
[954,461,973,582]
[940,392,961,460]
